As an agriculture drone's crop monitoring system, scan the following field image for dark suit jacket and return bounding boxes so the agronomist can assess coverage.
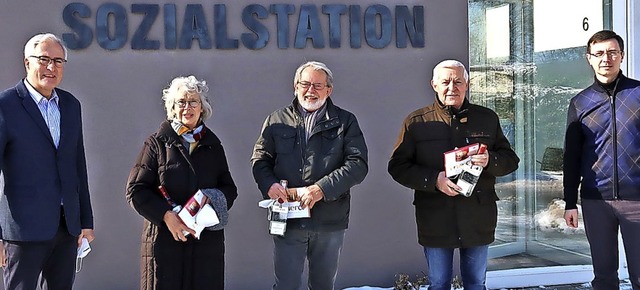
[0,80,93,241]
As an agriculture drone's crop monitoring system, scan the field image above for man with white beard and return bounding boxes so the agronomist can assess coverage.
[251,61,368,290]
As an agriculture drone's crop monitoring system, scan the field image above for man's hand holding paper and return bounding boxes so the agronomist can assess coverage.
[296,184,324,209]
[267,182,289,203]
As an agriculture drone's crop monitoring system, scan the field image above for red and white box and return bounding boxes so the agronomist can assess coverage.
[444,143,487,177]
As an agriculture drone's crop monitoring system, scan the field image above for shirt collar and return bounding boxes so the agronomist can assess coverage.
[23,79,59,104]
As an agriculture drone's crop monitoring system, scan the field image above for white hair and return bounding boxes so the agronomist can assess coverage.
[432,59,469,82]
[24,33,68,60]
[162,75,213,121]
[293,61,334,88]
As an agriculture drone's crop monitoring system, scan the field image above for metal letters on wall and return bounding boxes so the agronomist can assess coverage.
[62,3,425,50]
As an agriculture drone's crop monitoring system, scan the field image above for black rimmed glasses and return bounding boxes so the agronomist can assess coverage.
[175,99,201,108]
[297,81,328,90]
[29,55,67,68]
[587,50,622,59]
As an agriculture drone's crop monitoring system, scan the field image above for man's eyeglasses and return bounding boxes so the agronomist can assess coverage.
[297,81,329,90]
[587,50,622,59]
[29,55,67,68]
[175,100,201,108]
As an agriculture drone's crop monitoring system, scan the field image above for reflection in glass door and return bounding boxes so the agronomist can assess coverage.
[468,0,611,273]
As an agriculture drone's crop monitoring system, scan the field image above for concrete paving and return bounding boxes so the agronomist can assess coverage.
[494,280,633,290]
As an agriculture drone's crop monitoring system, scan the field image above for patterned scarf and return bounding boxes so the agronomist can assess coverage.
[171,120,205,153]
[298,102,327,142]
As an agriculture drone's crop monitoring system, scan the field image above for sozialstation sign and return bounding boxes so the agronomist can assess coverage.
[61,3,425,50]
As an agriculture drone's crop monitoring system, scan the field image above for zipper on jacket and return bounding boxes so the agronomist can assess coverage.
[609,93,619,199]
[296,113,306,180]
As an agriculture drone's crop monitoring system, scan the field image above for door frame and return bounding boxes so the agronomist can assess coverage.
[482,0,635,287]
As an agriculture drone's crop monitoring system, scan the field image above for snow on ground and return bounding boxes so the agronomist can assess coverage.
[343,287,421,290]
[343,279,633,290]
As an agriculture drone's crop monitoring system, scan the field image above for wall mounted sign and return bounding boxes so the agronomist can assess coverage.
[533,0,603,52]
[62,3,425,50]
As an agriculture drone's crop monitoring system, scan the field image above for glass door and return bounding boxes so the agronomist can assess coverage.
[469,0,611,274]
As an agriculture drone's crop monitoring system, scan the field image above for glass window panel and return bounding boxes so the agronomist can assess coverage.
[469,0,611,271]
[533,0,604,52]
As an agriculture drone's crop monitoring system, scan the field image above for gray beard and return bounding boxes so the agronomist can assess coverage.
[299,97,326,112]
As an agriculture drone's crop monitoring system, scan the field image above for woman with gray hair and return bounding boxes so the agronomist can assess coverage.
[126,75,237,290]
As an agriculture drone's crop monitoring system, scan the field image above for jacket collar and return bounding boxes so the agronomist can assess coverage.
[290,97,339,120]
[15,79,61,101]
[434,94,470,118]
[591,70,625,94]
[290,97,341,134]
[16,80,59,147]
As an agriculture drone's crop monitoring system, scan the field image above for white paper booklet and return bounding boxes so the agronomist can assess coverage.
[443,143,487,177]
[178,190,220,239]
[258,199,311,219]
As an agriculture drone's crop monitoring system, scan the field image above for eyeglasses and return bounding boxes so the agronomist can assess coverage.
[29,55,67,68]
[175,99,201,108]
[587,50,622,59]
[297,81,329,90]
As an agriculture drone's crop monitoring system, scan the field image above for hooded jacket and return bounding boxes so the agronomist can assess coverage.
[388,98,519,248]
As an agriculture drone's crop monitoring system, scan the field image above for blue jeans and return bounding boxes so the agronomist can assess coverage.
[423,246,488,290]
[272,229,345,290]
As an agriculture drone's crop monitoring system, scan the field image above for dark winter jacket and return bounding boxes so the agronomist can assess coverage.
[126,120,237,290]
[388,98,519,248]
[563,73,640,210]
[127,121,237,223]
[251,97,368,231]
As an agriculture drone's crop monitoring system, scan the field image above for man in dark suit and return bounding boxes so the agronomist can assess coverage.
[0,33,95,290]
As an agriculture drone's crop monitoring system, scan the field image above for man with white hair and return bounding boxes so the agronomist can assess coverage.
[388,59,519,290]
[252,61,368,290]
[0,33,94,289]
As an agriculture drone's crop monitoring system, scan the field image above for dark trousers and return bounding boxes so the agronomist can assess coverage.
[272,229,345,290]
[582,199,640,290]
[2,214,77,290]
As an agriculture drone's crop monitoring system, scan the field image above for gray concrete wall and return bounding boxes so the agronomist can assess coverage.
[0,0,468,289]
